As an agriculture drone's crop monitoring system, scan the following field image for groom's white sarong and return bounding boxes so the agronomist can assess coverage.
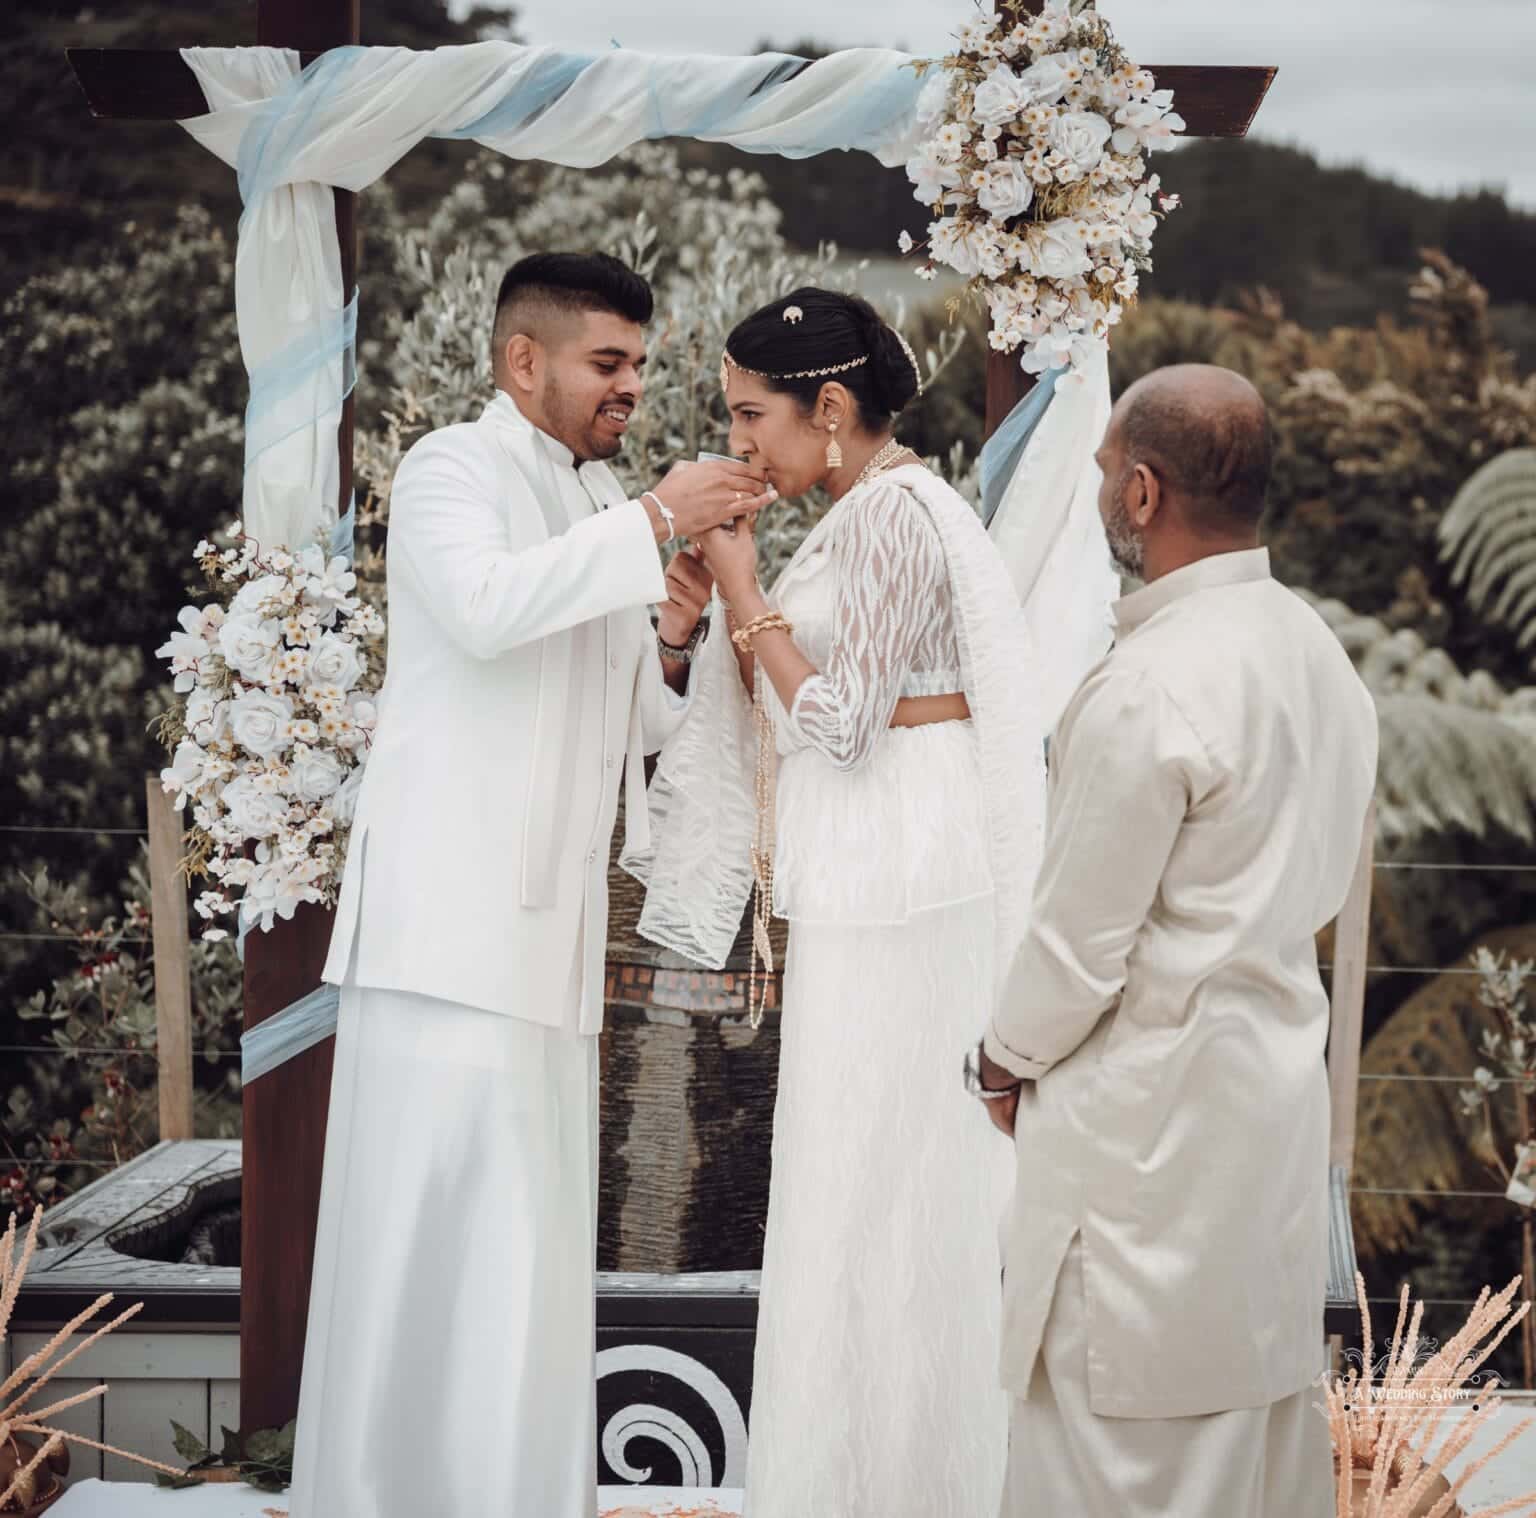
[288,981,599,1516]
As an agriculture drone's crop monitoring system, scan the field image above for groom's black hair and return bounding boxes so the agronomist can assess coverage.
[493,252,653,359]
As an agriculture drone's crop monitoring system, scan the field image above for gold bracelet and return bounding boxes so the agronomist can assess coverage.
[731,613,792,653]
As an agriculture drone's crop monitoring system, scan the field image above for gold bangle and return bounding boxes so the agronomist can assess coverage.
[731,613,792,653]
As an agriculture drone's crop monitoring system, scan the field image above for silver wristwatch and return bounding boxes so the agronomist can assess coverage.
[657,619,707,664]
[963,1040,1022,1101]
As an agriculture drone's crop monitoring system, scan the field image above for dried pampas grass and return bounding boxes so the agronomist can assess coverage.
[0,1207,185,1510]
[1328,1269,1536,1517]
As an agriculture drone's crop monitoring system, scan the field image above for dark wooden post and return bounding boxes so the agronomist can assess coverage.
[235,0,361,1441]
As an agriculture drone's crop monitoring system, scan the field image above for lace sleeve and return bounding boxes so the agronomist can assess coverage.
[787,481,949,772]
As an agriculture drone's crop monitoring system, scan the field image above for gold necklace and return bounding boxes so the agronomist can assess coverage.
[850,438,915,492]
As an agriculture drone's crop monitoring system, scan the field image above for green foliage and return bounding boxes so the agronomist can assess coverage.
[1440,448,1536,666]
[2,860,242,1225]
[1113,255,1536,686]
[353,145,965,591]
[1301,591,1536,847]
[157,1418,296,1492]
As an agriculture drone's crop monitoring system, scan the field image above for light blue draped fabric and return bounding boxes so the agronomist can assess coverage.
[330,496,356,565]
[978,365,1062,528]
[244,290,358,470]
[240,982,341,1084]
[235,45,369,215]
[438,49,597,139]
[738,56,923,159]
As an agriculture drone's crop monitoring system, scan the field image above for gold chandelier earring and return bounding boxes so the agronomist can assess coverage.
[825,420,843,470]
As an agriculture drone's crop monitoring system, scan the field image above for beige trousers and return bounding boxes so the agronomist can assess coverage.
[1002,1235,1335,1518]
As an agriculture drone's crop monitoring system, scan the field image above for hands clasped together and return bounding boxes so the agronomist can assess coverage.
[649,459,771,648]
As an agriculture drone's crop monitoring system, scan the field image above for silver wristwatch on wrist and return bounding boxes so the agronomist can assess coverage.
[963,1039,1022,1101]
[657,619,707,664]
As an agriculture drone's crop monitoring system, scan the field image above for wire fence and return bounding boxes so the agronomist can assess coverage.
[3,826,1534,1266]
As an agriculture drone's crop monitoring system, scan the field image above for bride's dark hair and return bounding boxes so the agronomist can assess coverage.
[724,287,921,430]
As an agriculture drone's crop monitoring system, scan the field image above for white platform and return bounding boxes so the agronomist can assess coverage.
[42,1399,1536,1514]
[50,1480,744,1516]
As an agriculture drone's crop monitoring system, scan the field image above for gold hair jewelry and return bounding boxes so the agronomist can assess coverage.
[894,330,924,396]
[825,420,843,470]
[731,612,793,653]
[721,349,871,384]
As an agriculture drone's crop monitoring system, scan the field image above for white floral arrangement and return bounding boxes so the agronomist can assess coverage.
[903,0,1184,375]
[154,522,385,941]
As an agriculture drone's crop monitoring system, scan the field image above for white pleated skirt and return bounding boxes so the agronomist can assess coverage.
[742,902,1013,1518]
[1003,1234,1335,1518]
[286,982,599,1518]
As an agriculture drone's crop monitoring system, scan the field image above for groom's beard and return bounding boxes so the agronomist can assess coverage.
[541,374,633,464]
[1103,492,1145,579]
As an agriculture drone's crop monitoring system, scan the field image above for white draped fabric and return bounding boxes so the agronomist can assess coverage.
[176,42,926,552]
[987,347,1120,732]
[624,463,1047,991]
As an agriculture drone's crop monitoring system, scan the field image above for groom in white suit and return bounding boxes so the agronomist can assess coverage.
[287,253,774,1518]
[974,366,1377,1517]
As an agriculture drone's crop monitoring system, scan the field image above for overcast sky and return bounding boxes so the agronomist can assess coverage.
[470,0,1536,208]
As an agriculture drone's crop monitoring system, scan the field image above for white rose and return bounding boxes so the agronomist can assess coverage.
[228,690,295,760]
[290,747,344,803]
[1016,54,1076,107]
[231,573,292,619]
[1048,111,1112,172]
[304,634,365,693]
[220,774,288,840]
[929,216,995,277]
[975,158,1035,220]
[972,67,1031,128]
[218,614,281,684]
[1026,222,1093,281]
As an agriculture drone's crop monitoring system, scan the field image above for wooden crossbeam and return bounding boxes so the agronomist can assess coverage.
[68,46,1273,137]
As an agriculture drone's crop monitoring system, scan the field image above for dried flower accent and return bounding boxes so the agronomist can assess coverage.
[1325,1269,1536,1516]
[0,1207,185,1509]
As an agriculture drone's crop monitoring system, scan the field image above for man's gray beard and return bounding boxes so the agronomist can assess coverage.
[1104,500,1144,579]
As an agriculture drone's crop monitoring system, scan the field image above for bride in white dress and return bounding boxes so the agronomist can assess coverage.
[624,287,1048,1516]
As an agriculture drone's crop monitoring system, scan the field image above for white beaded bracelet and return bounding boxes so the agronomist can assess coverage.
[642,491,677,544]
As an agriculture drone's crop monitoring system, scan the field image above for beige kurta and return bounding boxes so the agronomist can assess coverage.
[984,547,1377,1513]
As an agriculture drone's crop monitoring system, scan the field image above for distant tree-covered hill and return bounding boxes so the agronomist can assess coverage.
[6,15,1532,346]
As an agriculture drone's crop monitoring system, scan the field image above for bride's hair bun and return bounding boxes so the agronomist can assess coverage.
[725,287,921,428]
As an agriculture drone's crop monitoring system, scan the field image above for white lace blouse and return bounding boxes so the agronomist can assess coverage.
[769,480,964,771]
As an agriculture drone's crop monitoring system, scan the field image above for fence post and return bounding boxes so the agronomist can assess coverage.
[145,775,194,1142]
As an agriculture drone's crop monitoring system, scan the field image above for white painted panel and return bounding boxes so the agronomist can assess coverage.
[209,1380,241,1447]
[9,1331,238,1381]
[13,1376,106,1481]
[102,1378,206,1484]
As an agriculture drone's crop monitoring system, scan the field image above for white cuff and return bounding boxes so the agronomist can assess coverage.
[984,1022,1052,1082]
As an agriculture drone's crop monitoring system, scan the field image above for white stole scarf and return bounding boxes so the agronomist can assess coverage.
[621,465,1047,983]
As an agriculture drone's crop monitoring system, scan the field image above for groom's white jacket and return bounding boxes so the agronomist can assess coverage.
[321,391,686,1035]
